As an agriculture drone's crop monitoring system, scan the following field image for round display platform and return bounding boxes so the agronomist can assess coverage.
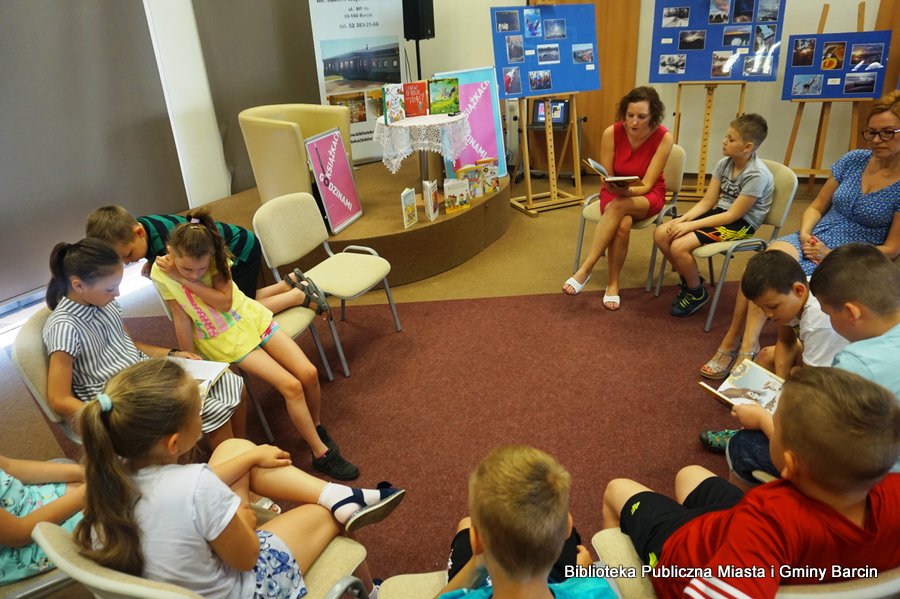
[205,161,512,286]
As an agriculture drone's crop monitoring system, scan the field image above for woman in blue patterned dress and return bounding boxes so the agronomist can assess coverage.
[700,91,900,380]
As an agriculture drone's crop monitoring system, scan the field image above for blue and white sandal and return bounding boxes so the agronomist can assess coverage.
[339,482,406,533]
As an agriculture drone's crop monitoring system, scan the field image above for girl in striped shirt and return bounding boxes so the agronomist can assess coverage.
[43,238,245,448]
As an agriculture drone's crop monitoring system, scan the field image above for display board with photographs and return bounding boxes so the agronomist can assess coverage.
[650,0,786,83]
[781,30,892,100]
[491,4,600,99]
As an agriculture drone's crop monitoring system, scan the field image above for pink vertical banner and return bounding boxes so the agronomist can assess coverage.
[305,129,363,234]
[452,80,499,171]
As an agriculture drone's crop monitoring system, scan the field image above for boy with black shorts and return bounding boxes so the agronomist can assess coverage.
[653,113,774,316]
[436,445,615,598]
[602,367,900,598]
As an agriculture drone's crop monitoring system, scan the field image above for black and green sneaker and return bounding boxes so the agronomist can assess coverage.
[671,285,709,317]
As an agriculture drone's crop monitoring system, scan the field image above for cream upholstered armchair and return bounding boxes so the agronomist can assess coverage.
[238,104,353,203]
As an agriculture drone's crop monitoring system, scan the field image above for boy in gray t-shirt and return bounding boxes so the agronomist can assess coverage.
[653,113,774,317]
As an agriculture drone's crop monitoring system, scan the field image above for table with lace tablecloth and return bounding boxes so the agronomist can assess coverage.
[374,113,471,175]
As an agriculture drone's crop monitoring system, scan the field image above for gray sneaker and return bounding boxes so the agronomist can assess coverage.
[312,449,359,481]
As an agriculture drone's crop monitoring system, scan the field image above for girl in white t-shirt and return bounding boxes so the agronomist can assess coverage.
[76,359,404,599]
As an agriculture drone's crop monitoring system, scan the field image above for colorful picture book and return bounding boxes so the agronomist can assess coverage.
[423,179,440,221]
[400,187,418,228]
[382,83,405,124]
[699,359,784,414]
[456,164,484,198]
[443,178,470,214]
[403,80,430,117]
[477,158,500,193]
[429,77,460,114]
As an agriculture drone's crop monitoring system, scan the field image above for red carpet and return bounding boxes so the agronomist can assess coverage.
[123,282,777,578]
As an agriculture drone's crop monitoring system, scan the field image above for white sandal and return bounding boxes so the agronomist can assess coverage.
[603,290,621,311]
[563,274,591,295]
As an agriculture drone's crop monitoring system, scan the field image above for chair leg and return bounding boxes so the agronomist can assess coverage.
[309,326,334,382]
[241,371,274,443]
[340,299,347,322]
[704,255,733,332]
[707,256,716,287]
[645,241,660,292]
[327,317,351,378]
[573,216,587,274]
[382,278,402,331]
[655,255,668,297]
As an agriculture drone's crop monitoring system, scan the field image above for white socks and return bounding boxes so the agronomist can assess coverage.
[317,483,383,523]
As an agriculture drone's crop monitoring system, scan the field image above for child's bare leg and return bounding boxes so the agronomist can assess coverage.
[739,300,766,354]
[255,273,325,315]
[261,504,340,572]
[239,348,329,458]
[674,465,717,504]
[206,422,234,451]
[265,330,322,424]
[605,217,633,298]
[701,289,750,376]
[668,235,703,288]
[602,478,654,529]
[755,345,775,370]
[652,223,674,262]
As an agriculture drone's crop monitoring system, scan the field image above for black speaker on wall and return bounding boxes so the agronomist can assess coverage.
[403,0,434,41]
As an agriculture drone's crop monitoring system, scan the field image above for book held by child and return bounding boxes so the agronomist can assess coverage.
[699,359,783,414]
[167,357,231,400]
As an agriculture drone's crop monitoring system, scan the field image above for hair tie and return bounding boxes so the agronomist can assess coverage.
[190,218,200,224]
[96,393,112,413]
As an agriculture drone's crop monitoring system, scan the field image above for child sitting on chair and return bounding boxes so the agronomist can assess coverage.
[602,367,900,598]
[434,445,616,598]
[653,113,774,317]
[150,209,356,480]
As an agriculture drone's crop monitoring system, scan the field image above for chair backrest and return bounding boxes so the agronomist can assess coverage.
[253,192,330,270]
[10,307,80,443]
[759,159,799,239]
[31,523,201,599]
[238,104,352,203]
[664,143,686,197]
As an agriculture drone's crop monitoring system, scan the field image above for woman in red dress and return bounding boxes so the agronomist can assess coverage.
[563,87,673,310]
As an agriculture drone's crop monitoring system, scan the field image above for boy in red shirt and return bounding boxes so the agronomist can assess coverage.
[602,367,899,598]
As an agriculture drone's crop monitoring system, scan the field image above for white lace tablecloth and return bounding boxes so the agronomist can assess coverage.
[374,113,471,174]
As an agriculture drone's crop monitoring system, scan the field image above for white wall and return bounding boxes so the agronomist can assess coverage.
[637,0,882,175]
[409,0,883,176]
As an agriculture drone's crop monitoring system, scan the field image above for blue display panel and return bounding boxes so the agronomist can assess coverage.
[649,0,786,83]
[781,30,892,100]
[491,4,600,100]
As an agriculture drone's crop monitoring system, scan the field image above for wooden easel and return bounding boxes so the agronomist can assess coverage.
[510,93,584,216]
[673,80,747,199]
[784,3,866,191]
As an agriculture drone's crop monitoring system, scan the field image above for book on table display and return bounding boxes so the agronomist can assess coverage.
[455,164,484,198]
[422,180,440,221]
[382,83,405,124]
[167,356,230,400]
[699,359,784,414]
[429,77,460,114]
[477,157,500,193]
[403,80,430,117]
[400,187,418,229]
[443,178,471,214]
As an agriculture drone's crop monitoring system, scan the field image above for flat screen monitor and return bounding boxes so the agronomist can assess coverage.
[533,100,569,124]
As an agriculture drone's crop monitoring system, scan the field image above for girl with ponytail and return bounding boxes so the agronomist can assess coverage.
[151,209,359,480]
[77,359,404,599]
[42,238,245,447]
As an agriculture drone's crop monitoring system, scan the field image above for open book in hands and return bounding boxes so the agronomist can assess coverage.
[699,359,784,414]
[582,157,643,186]
[168,356,230,400]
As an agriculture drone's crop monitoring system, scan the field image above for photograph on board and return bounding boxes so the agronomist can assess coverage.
[791,38,816,67]
[524,8,542,37]
[528,69,552,91]
[679,30,707,51]
[662,6,690,28]
[572,43,594,64]
[543,19,566,40]
[723,25,752,47]
[506,35,524,63]
[754,25,777,54]
[659,54,687,75]
[537,44,560,65]
[849,43,884,69]
[495,10,520,33]
[791,74,823,96]
[502,67,522,95]
[708,0,729,24]
[821,42,846,70]
[732,0,754,22]
[756,0,780,22]
[844,72,877,95]
[711,51,737,78]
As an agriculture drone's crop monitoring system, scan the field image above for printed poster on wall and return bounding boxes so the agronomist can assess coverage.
[434,66,509,178]
[309,0,406,162]
[650,0,786,83]
[781,30,892,100]
[305,129,363,234]
[490,4,600,100]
